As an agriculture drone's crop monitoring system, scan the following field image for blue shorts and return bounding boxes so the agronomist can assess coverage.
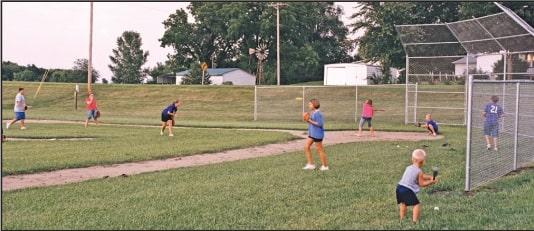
[86,110,97,119]
[484,122,499,137]
[426,124,439,134]
[359,117,372,128]
[161,112,172,122]
[396,185,419,206]
[14,112,25,120]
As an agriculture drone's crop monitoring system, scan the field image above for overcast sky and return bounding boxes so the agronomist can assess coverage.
[2,2,360,83]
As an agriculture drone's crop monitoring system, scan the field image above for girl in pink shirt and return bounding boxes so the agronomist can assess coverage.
[357,99,383,137]
[84,93,99,128]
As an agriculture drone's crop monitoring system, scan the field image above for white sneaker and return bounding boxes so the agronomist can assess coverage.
[494,147,498,151]
[487,145,491,150]
[302,164,316,170]
[6,122,9,129]
[20,126,27,130]
[169,133,174,137]
[320,165,329,171]
[160,131,164,136]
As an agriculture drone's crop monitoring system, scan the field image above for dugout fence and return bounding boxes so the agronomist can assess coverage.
[465,78,534,191]
[397,2,534,126]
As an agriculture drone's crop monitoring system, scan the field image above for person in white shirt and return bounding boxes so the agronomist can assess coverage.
[6,88,28,130]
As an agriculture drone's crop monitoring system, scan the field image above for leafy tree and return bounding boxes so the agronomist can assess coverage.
[48,70,69,82]
[109,31,149,84]
[2,61,24,81]
[181,62,211,85]
[161,2,352,84]
[458,2,534,24]
[350,2,533,72]
[492,55,530,80]
[350,2,461,70]
[72,58,99,83]
[145,62,173,79]
[25,64,47,78]
[102,78,109,84]
[13,69,39,82]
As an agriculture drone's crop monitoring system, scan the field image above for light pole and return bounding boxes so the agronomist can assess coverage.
[270,2,287,85]
[88,2,93,93]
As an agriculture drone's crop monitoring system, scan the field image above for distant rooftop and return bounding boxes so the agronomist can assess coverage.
[175,68,241,76]
[452,56,477,64]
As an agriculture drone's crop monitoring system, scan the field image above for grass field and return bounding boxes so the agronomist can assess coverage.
[1,123,296,175]
[2,81,465,130]
[3,126,534,229]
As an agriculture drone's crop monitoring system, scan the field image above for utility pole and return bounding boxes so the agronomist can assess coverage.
[88,2,93,93]
[270,2,287,86]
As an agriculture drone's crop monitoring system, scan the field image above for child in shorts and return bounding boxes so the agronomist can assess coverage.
[483,95,503,151]
[302,99,329,171]
[396,149,438,224]
[84,92,98,128]
[357,99,384,137]
[160,99,181,137]
[418,114,439,136]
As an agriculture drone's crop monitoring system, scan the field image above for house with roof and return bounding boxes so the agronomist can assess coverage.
[174,68,256,85]
[452,55,477,76]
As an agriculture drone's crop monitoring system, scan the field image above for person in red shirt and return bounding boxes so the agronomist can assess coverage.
[84,92,99,128]
[356,99,384,137]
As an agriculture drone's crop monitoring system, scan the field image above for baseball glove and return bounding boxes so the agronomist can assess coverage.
[303,112,310,122]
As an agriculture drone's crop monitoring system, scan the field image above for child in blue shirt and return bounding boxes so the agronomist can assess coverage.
[160,99,181,137]
[483,95,503,151]
[419,114,439,136]
[302,99,329,171]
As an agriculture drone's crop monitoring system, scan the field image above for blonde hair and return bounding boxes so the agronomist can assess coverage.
[412,149,426,161]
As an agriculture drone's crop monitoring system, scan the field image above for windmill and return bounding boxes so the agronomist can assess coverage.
[249,43,269,85]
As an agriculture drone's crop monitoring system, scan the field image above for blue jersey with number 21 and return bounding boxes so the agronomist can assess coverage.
[484,103,503,124]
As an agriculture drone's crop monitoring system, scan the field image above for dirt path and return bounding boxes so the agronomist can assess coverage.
[2,129,442,191]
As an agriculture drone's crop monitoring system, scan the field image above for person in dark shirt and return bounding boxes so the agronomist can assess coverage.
[160,99,181,137]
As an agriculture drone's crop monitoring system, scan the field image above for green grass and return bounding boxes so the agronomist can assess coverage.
[2,81,466,130]
[1,123,296,175]
[3,126,534,229]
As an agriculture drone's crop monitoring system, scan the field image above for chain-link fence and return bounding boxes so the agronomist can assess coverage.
[254,85,409,124]
[397,2,534,126]
[465,79,534,191]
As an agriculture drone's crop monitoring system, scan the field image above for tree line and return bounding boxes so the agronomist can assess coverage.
[3,2,532,85]
[2,59,101,83]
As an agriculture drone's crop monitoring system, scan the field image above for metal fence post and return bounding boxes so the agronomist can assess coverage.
[254,86,257,121]
[302,86,305,113]
[464,54,470,125]
[414,82,418,123]
[465,75,474,191]
[405,55,409,125]
[513,82,520,170]
[355,85,358,123]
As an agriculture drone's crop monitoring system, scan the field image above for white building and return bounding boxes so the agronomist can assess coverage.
[324,62,399,86]
[452,55,477,76]
[452,54,508,76]
[175,68,256,85]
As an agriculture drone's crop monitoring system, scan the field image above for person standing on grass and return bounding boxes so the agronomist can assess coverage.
[160,99,181,137]
[483,95,503,151]
[302,98,329,171]
[84,92,99,128]
[396,149,438,224]
[6,88,28,130]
